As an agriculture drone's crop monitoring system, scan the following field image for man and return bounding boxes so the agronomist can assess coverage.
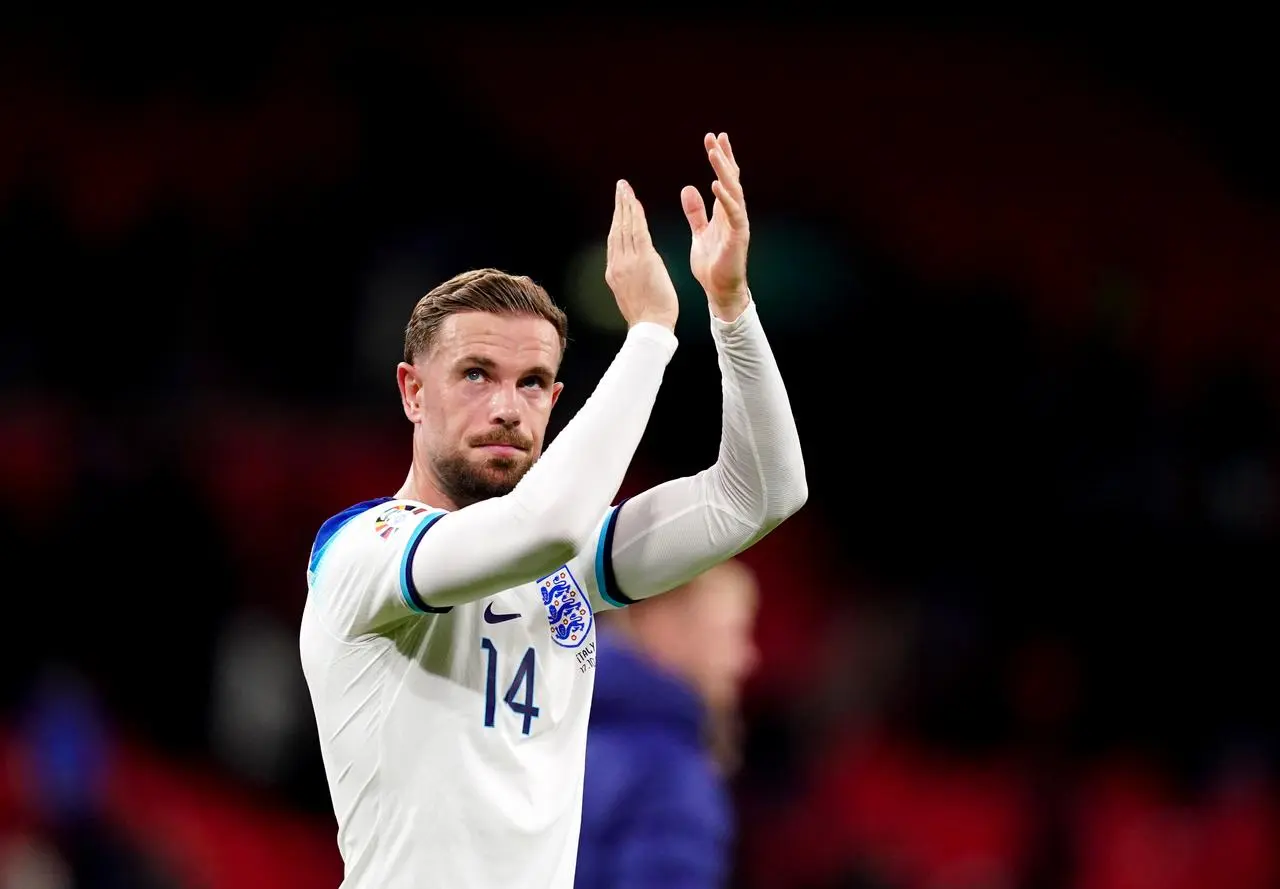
[576,559,761,889]
[299,132,807,888]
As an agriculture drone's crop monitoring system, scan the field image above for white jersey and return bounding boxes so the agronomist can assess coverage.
[299,303,808,888]
[300,496,623,889]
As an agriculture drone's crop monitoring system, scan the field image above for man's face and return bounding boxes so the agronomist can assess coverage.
[399,311,563,507]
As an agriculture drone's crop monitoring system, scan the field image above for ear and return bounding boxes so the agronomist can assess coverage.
[550,380,565,409]
[397,362,423,422]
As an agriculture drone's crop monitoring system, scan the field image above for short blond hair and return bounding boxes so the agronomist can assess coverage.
[403,268,568,364]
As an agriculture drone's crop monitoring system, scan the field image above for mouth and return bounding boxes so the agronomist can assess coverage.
[477,444,527,459]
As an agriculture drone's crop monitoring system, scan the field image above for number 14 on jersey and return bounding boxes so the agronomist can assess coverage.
[480,637,540,735]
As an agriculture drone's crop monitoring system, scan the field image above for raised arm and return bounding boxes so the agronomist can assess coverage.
[596,134,808,606]
[409,181,684,608]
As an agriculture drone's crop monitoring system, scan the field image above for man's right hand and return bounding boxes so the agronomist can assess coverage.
[605,180,680,332]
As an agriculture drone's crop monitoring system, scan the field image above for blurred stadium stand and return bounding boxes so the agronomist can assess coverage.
[2,12,1277,889]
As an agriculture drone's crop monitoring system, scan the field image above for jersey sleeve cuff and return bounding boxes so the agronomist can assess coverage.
[626,321,679,359]
[399,510,454,614]
[709,293,758,336]
[594,501,638,609]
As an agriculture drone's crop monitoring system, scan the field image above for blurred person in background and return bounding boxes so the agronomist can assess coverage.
[299,133,807,889]
[575,558,760,889]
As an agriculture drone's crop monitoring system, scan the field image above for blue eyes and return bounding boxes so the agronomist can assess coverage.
[464,369,545,389]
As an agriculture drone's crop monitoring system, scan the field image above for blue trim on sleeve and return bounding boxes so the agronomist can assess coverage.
[309,496,394,578]
[400,510,453,614]
[595,499,637,608]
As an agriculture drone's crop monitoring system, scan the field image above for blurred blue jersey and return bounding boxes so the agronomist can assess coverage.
[575,629,733,889]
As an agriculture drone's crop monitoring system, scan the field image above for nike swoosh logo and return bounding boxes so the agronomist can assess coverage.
[483,603,521,624]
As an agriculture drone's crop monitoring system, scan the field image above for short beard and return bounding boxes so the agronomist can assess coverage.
[432,449,535,508]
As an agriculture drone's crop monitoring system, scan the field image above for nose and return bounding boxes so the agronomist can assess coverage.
[489,384,521,428]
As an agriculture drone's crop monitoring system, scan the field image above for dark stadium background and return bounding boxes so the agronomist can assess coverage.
[2,12,1276,889]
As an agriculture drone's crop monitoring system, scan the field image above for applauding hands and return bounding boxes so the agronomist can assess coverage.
[606,131,753,329]
[682,132,751,321]
[605,179,680,332]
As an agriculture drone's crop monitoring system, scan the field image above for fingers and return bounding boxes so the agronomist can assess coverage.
[607,180,624,258]
[628,186,652,250]
[619,179,634,252]
[705,135,741,193]
[710,179,747,227]
[719,132,737,167]
[609,180,652,255]
[681,185,708,235]
[705,131,738,171]
[704,131,746,227]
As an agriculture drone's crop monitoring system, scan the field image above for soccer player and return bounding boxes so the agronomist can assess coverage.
[300,132,807,888]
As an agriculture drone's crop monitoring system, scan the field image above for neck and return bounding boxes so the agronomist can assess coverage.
[395,464,458,512]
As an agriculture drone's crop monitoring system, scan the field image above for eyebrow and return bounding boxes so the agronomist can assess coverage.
[458,355,556,381]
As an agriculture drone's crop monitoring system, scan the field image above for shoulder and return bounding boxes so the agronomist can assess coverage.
[308,497,442,577]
